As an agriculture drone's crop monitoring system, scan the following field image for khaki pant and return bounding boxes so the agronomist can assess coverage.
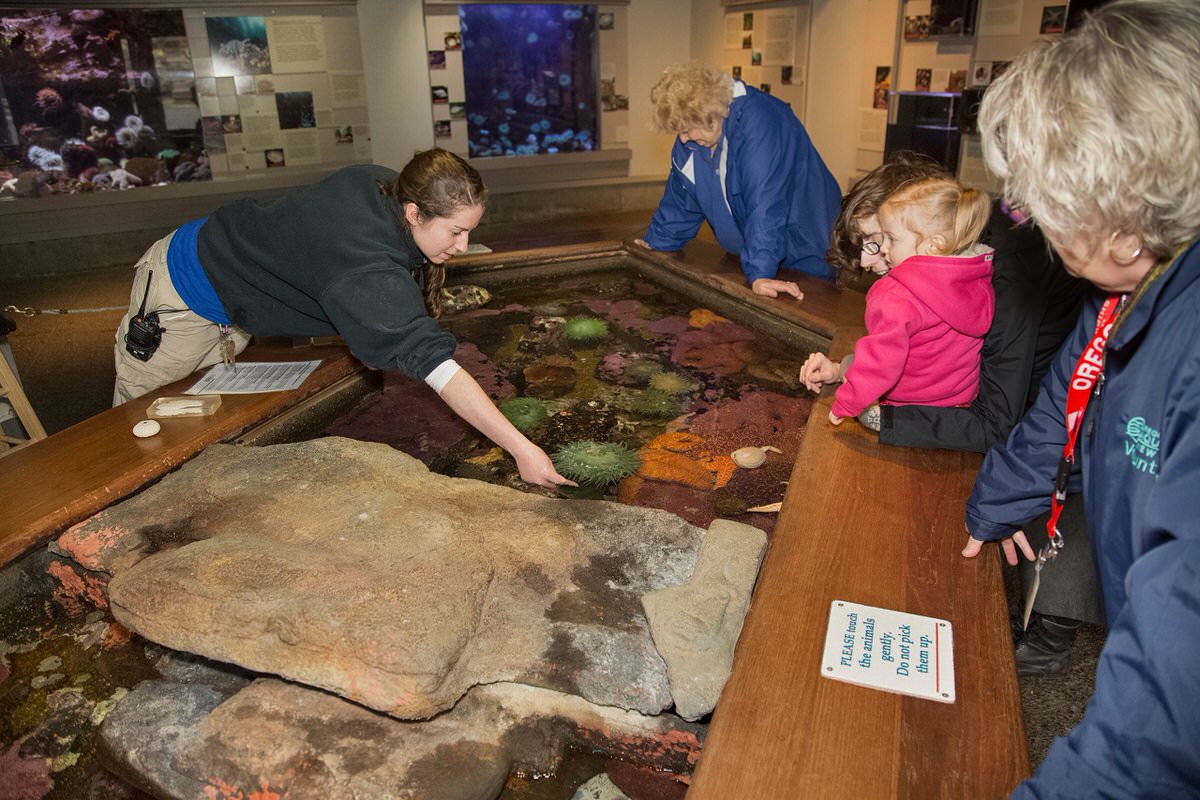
[113,232,251,406]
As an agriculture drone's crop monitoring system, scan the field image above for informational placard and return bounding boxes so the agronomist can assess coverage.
[978,0,1024,36]
[761,9,797,67]
[266,16,328,75]
[186,361,321,395]
[820,600,955,703]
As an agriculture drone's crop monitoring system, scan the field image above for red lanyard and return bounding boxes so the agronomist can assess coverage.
[1045,294,1123,547]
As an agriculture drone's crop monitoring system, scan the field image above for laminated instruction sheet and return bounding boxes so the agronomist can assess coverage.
[185,360,322,395]
[820,600,955,703]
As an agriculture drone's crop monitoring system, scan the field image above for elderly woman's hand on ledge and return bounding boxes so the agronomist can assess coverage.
[751,278,803,300]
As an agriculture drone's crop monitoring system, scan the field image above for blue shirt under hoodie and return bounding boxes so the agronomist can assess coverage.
[967,239,1200,797]
[167,217,229,325]
[643,81,840,282]
[192,164,456,381]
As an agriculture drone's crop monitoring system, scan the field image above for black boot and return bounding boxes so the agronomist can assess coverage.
[1014,614,1079,677]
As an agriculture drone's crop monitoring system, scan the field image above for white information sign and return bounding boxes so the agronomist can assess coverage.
[186,360,321,395]
[820,600,955,703]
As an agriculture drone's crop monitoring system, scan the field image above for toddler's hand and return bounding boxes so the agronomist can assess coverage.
[800,352,840,393]
[828,411,844,425]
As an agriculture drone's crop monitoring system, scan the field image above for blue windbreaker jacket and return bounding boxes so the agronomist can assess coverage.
[643,82,840,282]
[967,240,1200,797]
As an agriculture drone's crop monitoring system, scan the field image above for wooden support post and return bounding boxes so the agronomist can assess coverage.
[0,353,47,455]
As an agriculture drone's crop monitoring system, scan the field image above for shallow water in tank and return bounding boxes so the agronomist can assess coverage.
[0,267,816,798]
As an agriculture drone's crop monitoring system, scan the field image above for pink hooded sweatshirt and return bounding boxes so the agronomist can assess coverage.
[833,246,995,420]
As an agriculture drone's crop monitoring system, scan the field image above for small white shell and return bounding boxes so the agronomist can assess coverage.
[731,446,767,468]
[132,419,161,438]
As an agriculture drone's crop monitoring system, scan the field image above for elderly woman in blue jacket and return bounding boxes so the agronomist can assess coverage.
[634,62,841,300]
[962,1,1200,795]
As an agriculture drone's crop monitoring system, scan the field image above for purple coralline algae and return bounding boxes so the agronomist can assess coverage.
[455,341,516,400]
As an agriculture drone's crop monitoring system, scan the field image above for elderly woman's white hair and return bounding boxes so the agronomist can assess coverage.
[649,63,735,133]
[979,0,1200,260]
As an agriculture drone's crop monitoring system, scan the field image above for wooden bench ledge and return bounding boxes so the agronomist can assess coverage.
[0,344,366,566]
[688,343,1029,798]
[0,233,1028,796]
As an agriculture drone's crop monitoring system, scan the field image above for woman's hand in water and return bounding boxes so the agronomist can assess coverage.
[513,442,578,489]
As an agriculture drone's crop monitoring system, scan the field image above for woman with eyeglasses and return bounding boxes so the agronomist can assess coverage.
[805,152,1096,677]
[805,151,1085,453]
[801,175,995,431]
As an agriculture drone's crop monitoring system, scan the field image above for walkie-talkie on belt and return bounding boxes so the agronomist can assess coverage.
[124,270,164,361]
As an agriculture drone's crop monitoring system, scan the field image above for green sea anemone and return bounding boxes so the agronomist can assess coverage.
[624,360,664,384]
[631,389,686,419]
[563,316,610,341]
[500,397,549,432]
[552,441,642,486]
[649,371,696,395]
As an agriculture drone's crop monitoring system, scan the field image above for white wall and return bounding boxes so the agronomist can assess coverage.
[357,0,435,171]
[808,0,878,190]
[356,0,688,182]
[689,0,887,191]
[626,1,693,178]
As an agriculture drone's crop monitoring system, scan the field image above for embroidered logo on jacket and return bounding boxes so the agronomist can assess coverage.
[1124,416,1160,476]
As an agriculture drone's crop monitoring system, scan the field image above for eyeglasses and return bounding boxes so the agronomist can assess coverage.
[861,240,881,256]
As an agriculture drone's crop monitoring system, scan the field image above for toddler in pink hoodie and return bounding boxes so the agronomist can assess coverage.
[802,177,994,429]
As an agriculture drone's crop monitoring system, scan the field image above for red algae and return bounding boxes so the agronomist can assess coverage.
[47,560,108,615]
[55,523,126,572]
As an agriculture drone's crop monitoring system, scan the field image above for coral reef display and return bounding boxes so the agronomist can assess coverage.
[0,9,209,197]
[552,441,642,486]
[327,270,810,527]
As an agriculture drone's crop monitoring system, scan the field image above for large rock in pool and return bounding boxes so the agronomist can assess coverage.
[55,438,755,719]
[99,677,704,800]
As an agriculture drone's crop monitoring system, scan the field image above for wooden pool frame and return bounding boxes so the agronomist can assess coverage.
[0,236,1029,798]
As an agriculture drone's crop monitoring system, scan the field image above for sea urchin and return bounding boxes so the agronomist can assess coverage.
[552,441,642,486]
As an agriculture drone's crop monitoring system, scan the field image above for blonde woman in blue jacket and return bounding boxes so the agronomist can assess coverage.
[634,62,841,300]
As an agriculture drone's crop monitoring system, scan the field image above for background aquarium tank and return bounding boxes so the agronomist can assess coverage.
[0,8,204,193]
[460,4,598,158]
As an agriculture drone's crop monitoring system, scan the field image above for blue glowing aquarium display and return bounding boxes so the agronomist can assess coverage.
[460,4,598,158]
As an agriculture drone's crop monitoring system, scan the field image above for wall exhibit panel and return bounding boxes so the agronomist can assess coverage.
[0,3,372,242]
